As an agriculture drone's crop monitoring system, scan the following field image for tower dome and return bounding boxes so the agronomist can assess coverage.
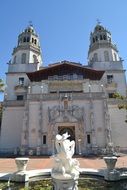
[88,23,120,65]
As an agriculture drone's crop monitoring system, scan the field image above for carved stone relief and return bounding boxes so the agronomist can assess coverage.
[48,105,84,123]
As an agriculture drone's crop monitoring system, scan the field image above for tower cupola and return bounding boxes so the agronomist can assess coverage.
[17,25,40,48]
[9,24,42,73]
[88,23,120,65]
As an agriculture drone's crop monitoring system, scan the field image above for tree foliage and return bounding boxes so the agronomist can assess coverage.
[0,79,4,127]
[0,103,3,127]
[113,93,127,122]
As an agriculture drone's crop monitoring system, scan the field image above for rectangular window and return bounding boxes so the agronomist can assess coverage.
[17,95,24,100]
[107,75,113,84]
[43,135,46,144]
[87,134,91,144]
[64,100,68,109]
[108,93,114,98]
[19,77,24,85]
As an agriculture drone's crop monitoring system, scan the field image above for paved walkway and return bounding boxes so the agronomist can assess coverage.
[0,155,127,173]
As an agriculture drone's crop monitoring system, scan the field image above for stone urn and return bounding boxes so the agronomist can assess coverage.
[15,157,29,172]
[103,156,117,171]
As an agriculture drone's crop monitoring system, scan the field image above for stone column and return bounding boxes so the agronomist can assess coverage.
[21,101,29,147]
[52,139,55,155]
[78,138,82,155]
[36,146,41,156]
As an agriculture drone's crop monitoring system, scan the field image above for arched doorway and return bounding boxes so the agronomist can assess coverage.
[58,126,75,141]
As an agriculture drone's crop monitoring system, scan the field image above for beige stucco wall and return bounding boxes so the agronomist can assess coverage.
[0,107,24,149]
[109,104,127,148]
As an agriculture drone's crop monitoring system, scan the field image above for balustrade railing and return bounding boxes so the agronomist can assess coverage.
[27,92,105,101]
[3,100,25,107]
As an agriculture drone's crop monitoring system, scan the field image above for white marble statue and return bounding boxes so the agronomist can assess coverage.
[51,132,80,179]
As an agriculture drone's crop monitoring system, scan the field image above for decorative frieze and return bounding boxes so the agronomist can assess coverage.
[48,105,84,123]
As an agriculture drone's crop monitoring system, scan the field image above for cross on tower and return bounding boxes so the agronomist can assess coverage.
[96,19,101,25]
[28,21,33,26]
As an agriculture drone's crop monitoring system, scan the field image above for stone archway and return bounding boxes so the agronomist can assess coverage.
[58,126,75,141]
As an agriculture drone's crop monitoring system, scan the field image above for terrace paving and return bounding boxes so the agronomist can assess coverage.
[0,155,127,173]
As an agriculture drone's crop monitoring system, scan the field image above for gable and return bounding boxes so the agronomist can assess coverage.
[27,61,104,81]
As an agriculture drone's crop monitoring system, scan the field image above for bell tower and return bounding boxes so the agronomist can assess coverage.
[9,24,42,72]
[5,24,42,100]
[88,23,126,97]
[88,23,120,66]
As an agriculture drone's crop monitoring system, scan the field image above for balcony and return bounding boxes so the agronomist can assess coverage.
[14,85,27,94]
[3,100,25,107]
[105,82,117,90]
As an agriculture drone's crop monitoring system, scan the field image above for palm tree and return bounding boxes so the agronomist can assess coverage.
[0,79,4,127]
[0,79,4,92]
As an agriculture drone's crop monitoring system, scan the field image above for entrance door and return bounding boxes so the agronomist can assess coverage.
[58,126,75,141]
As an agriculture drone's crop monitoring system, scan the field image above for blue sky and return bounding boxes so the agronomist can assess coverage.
[0,0,127,100]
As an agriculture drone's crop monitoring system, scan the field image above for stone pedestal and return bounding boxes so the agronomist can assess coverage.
[20,147,25,156]
[28,149,34,156]
[12,172,29,182]
[15,157,29,172]
[103,156,120,181]
[36,147,41,156]
[103,156,117,170]
[104,170,120,181]
[52,177,78,190]
[13,158,29,182]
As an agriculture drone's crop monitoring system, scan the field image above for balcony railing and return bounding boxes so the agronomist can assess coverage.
[14,85,27,90]
[3,100,25,107]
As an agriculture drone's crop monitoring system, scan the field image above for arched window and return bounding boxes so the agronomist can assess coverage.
[43,135,46,144]
[21,53,26,64]
[33,54,37,63]
[87,134,91,144]
[93,53,98,62]
[103,35,106,40]
[95,36,98,41]
[32,38,34,43]
[13,56,16,64]
[93,38,95,43]
[100,35,103,40]
[34,39,37,45]
[27,37,30,42]
[104,51,109,61]
[114,53,117,61]
[23,37,26,42]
